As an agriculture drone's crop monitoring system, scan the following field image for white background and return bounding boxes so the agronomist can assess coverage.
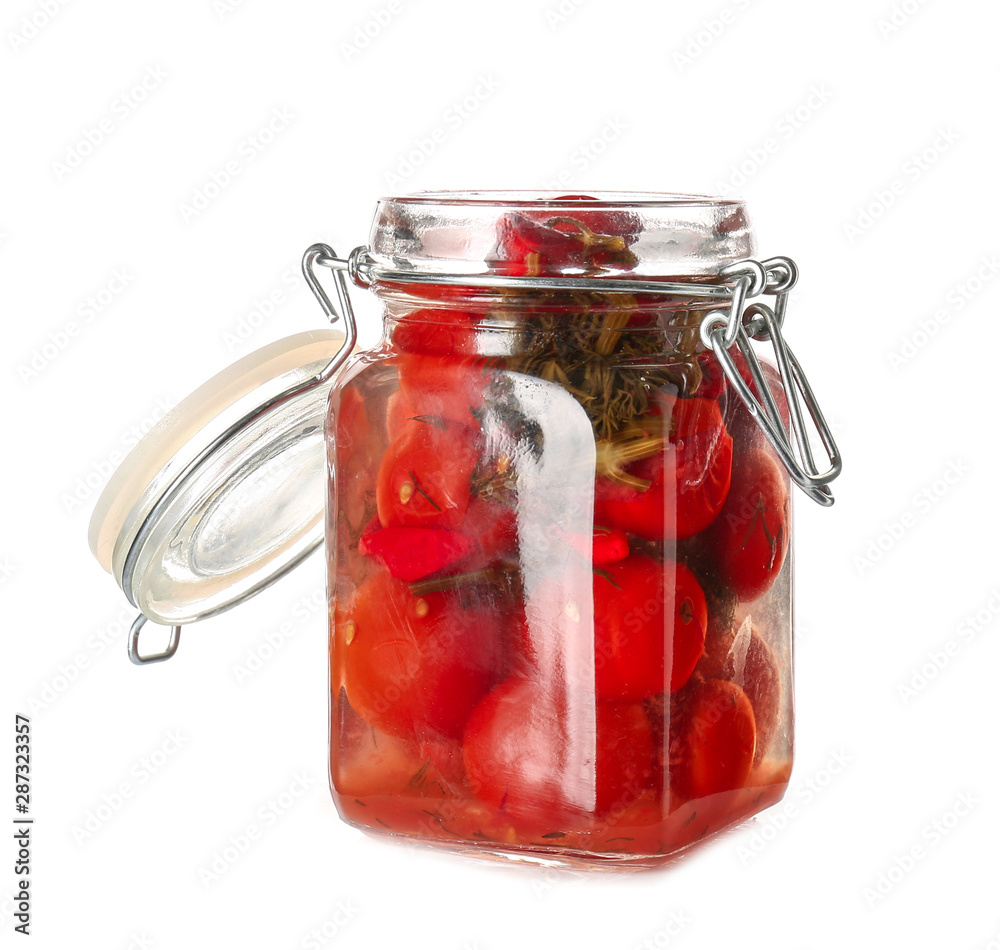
[3,0,1000,946]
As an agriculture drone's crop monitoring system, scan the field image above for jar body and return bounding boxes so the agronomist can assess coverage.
[326,197,793,868]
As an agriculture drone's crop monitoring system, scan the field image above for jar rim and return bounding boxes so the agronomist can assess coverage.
[368,191,756,278]
[379,190,746,210]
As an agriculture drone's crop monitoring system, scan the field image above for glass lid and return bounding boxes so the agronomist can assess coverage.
[89,328,349,628]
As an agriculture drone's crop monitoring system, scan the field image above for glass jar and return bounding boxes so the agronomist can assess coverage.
[325,192,834,868]
[89,189,838,870]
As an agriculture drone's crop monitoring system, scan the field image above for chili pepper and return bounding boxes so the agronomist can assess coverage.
[359,522,477,583]
[488,211,640,277]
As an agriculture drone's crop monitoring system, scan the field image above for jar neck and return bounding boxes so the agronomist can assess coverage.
[377,282,723,403]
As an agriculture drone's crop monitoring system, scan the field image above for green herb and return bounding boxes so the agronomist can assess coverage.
[502,291,706,441]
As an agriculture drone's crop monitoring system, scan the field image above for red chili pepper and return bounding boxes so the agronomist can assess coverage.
[487,207,641,276]
[359,521,477,583]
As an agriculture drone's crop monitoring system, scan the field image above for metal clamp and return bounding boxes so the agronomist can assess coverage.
[128,614,181,665]
[312,246,738,298]
[314,246,840,505]
[699,256,841,506]
[315,247,841,505]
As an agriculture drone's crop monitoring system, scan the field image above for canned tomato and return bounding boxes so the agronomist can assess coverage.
[90,190,840,870]
[325,192,840,867]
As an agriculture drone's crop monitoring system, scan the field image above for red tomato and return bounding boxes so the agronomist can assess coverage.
[702,448,790,601]
[376,416,479,531]
[391,307,479,356]
[334,384,371,454]
[592,525,630,565]
[694,348,790,431]
[337,568,502,739]
[553,524,630,569]
[706,349,791,457]
[333,691,452,799]
[667,676,757,801]
[697,619,782,765]
[592,556,707,701]
[415,734,469,792]
[332,385,375,533]
[458,497,518,570]
[595,397,733,540]
[693,349,728,400]
[395,353,488,429]
[385,388,414,442]
[463,677,653,826]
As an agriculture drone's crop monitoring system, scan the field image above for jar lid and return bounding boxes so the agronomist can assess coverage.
[89,328,349,631]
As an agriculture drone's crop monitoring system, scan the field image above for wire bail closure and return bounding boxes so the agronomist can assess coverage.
[698,256,841,506]
[128,613,181,665]
[127,245,837,668]
[314,247,841,506]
